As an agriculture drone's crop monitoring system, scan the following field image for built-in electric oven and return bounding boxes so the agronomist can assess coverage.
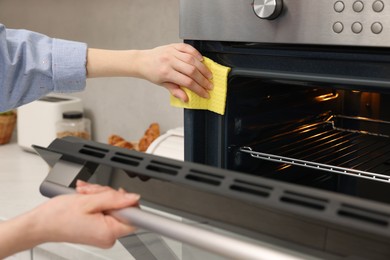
[34,0,390,259]
[182,0,390,258]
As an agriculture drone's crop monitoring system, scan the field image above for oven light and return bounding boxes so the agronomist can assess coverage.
[315,93,339,102]
[278,164,291,171]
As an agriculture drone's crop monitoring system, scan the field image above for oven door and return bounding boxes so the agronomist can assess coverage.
[34,137,390,259]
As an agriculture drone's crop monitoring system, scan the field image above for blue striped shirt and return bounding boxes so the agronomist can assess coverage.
[0,24,87,112]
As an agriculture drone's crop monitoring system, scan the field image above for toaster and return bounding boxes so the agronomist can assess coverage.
[17,94,83,152]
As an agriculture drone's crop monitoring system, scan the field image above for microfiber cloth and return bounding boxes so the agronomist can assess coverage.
[170,57,231,115]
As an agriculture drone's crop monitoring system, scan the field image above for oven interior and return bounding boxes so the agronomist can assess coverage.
[226,74,390,204]
[183,41,390,207]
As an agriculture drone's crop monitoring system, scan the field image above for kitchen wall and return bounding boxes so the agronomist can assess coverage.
[0,0,183,142]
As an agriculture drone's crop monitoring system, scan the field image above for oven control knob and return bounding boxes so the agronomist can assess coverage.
[253,0,283,20]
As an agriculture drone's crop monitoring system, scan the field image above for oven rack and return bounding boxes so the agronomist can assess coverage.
[240,147,390,184]
[330,115,390,138]
[239,114,390,184]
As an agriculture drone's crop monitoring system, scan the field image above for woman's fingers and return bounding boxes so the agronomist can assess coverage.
[75,181,140,212]
[82,189,140,214]
[173,46,213,81]
[171,45,213,99]
[76,180,111,194]
[76,181,132,198]
[173,53,213,90]
[163,82,188,102]
[165,69,210,100]
[172,43,204,62]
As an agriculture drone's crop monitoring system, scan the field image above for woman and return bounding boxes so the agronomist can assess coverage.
[0,23,212,258]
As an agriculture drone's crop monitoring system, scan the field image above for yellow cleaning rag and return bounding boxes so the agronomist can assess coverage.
[170,57,231,115]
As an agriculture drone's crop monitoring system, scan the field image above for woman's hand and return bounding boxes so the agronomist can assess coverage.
[0,182,140,259]
[86,43,213,103]
[136,43,213,102]
[37,181,140,248]
[31,181,140,248]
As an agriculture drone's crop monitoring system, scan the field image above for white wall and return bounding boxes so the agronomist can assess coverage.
[0,0,183,142]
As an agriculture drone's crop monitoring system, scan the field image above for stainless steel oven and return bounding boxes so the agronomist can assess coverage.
[183,0,390,258]
[34,1,390,259]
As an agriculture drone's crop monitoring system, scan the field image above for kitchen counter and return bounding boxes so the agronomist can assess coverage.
[0,141,133,259]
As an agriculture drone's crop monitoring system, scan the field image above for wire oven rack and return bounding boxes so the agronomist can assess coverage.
[240,115,390,184]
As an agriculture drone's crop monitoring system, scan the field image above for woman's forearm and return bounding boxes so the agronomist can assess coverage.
[0,212,43,258]
[86,49,141,78]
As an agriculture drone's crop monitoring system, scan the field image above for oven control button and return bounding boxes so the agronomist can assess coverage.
[352,22,363,33]
[371,22,383,34]
[353,1,364,12]
[334,1,345,12]
[253,0,283,20]
[333,22,344,33]
[372,0,384,12]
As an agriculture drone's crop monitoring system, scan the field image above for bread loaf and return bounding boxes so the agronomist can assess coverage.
[138,123,160,152]
[108,134,125,145]
[113,140,134,150]
[108,123,160,152]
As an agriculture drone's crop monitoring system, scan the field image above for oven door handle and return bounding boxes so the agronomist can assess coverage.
[112,207,310,260]
[45,182,309,260]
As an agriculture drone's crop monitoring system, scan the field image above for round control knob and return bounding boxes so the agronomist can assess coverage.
[253,0,283,20]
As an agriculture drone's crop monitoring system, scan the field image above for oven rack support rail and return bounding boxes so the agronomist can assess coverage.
[240,147,390,184]
[34,137,390,250]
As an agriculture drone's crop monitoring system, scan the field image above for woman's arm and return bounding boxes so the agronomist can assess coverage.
[0,23,212,111]
[0,24,87,112]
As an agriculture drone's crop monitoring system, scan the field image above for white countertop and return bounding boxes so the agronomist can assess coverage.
[0,141,133,259]
[0,141,48,219]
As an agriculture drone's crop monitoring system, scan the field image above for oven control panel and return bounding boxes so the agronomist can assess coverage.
[180,0,390,47]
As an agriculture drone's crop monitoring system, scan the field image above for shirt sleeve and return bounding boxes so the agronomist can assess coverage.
[0,24,87,112]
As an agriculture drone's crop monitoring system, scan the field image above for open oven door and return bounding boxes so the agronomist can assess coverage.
[34,137,390,259]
